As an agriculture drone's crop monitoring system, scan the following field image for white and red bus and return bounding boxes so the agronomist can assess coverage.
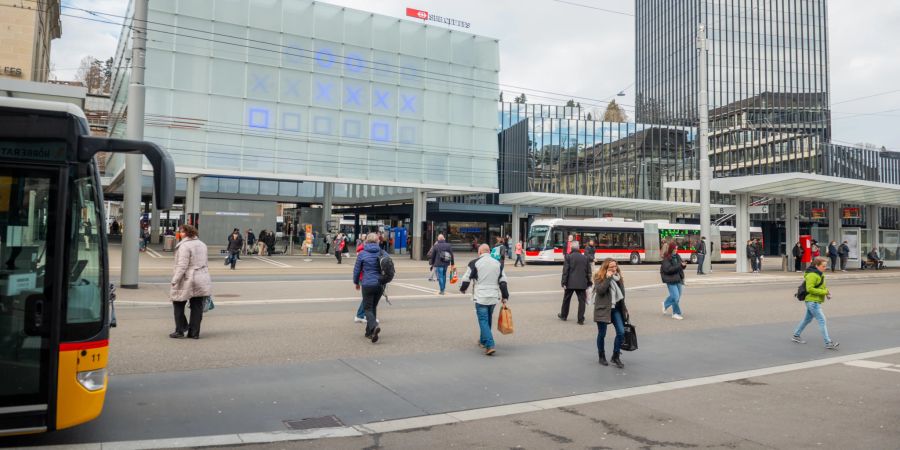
[524,218,762,264]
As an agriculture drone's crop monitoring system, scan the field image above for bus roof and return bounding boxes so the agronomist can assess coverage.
[0,96,88,122]
[530,218,645,229]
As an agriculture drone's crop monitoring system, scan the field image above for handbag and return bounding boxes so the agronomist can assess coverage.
[203,296,215,312]
[449,267,459,284]
[620,321,638,351]
[497,304,514,335]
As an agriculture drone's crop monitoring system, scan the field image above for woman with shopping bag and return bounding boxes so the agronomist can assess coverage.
[169,224,212,339]
[592,258,628,368]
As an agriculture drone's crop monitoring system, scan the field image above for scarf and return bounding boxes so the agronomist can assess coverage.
[608,274,624,303]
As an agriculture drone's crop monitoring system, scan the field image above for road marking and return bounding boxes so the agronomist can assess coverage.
[253,256,292,268]
[42,346,900,449]
[392,282,438,294]
[842,359,900,374]
[144,248,162,258]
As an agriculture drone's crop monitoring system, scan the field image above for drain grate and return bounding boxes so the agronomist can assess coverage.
[283,415,345,430]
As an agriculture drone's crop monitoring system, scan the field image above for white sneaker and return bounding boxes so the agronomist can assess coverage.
[661,301,667,315]
[354,316,365,323]
[672,314,684,320]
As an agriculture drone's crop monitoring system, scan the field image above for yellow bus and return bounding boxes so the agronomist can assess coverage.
[0,97,174,435]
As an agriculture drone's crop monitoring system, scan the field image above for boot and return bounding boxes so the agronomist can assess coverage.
[611,352,624,369]
[598,351,608,366]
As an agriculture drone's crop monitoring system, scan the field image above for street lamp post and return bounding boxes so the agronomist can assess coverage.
[697,24,711,274]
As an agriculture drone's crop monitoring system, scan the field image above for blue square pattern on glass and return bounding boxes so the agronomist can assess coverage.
[343,119,362,138]
[314,116,333,135]
[248,108,270,129]
[282,112,301,132]
[371,121,391,142]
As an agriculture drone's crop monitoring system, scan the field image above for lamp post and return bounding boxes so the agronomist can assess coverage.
[697,24,711,274]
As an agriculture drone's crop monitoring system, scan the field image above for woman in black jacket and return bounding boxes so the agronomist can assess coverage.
[592,258,627,368]
[660,239,686,320]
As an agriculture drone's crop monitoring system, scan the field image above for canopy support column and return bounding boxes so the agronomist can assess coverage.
[735,193,750,273]
[785,198,800,271]
[828,202,841,245]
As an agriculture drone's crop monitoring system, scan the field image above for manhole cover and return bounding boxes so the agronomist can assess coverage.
[216,294,240,298]
[284,415,344,430]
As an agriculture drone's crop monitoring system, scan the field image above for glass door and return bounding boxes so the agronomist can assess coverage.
[0,169,58,414]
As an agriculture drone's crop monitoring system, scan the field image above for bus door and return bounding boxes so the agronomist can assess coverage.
[0,166,62,434]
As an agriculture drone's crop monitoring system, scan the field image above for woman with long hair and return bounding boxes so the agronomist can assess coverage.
[169,224,212,339]
[592,258,628,368]
[660,238,686,320]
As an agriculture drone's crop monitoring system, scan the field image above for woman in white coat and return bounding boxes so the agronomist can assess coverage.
[169,224,212,339]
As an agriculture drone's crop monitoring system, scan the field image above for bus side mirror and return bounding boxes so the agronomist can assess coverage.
[77,136,176,210]
[24,293,49,336]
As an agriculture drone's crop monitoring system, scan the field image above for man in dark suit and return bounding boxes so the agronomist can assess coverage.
[558,241,593,324]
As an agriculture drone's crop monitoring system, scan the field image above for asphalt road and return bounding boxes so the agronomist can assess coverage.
[4,268,899,448]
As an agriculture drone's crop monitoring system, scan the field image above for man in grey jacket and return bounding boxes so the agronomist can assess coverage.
[460,244,510,356]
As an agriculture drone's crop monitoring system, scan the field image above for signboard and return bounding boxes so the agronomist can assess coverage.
[2,66,23,77]
[749,205,769,214]
[406,6,471,28]
[811,208,826,219]
[842,207,860,219]
[304,224,313,245]
[842,230,860,260]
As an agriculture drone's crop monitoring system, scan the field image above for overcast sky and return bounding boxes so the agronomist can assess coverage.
[51,0,900,150]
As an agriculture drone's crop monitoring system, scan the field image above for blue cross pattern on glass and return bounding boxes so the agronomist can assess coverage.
[250,73,271,93]
[345,85,363,106]
[400,94,417,113]
[283,78,302,98]
[315,81,334,103]
[248,107,270,129]
[373,89,390,110]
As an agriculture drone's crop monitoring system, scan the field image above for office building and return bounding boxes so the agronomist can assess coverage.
[0,0,61,82]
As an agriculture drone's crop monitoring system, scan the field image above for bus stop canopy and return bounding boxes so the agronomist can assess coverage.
[499,192,734,214]
[664,172,900,206]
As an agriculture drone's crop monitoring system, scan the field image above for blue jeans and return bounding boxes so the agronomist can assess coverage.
[475,303,496,349]
[793,301,832,344]
[356,298,365,319]
[664,283,683,315]
[597,308,625,354]
[436,266,448,293]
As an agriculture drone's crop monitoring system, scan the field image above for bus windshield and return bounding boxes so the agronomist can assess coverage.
[527,225,549,249]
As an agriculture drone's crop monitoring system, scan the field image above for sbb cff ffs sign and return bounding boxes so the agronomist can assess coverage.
[406,7,428,20]
[405,7,471,28]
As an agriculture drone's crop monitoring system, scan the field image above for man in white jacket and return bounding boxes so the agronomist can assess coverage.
[460,244,510,356]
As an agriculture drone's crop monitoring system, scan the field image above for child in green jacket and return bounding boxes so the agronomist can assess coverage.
[792,257,839,349]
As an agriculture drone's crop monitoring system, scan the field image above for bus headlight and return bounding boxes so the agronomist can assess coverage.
[76,369,107,391]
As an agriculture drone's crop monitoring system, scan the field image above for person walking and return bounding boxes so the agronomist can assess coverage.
[493,236,508,270]
[660,239,686,320]
[838,240,850,271]
[246,228,256,255]
[429,234,455,295]
[593,258,628,368]
[333,233,346,264]
[265,229,276,256]
[747,239,759,273]
[169,224,211,339]
[792,257,839,349]
[754,239,764,272]
[514,240,525,267]
[353,233,385,343]
[566,235,575,254]
[558,240,592,325]
[696,236,708,275]
[460,244,510,356]
[583,239,596,268]
[352,240,377,324]
[792,241,803,272]
[257,230,269,256]
[827,241,839,272]
[226,228,243,270]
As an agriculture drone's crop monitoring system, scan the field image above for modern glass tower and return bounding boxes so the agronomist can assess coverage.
[635,0,839,250]
[635,0,831,158]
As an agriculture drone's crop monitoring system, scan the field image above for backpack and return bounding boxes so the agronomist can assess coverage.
[490,246,503,261]
[378,250,396,285]
[441,250,452,264]
[794,270,824,301]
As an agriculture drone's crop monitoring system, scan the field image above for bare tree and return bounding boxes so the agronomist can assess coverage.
[75,56,106,94]
[603,99,628,122]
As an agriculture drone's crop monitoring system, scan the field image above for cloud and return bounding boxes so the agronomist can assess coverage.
[50,0,128,80]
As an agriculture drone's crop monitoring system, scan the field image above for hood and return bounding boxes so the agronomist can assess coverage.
[364,243,381,253]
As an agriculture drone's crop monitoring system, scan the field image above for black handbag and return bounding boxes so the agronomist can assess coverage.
[620,321,638,351]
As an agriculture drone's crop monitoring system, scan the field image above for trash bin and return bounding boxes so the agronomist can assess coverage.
[163,235,176,252]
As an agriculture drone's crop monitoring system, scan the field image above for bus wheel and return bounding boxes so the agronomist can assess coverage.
[689,253,698,264]
[629,252,641,265]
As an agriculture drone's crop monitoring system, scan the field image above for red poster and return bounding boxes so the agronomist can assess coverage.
[842,207,860,219]
[406,7,428,20]
[811,208,826,219]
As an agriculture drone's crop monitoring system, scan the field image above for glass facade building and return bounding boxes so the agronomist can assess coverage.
[108,0,501,193]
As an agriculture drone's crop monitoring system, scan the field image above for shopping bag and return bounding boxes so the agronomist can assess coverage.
[449,267,459,284]
[620,321,638,351]
[497,304,514,335]
[203,296,215,313]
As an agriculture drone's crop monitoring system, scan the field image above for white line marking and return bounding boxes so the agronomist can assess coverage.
[144,248,162,258]
[392,282,438,294]
[253,256,292,268]
[880,367,900,373]
[842,360,894,369]
[42,346,900,449]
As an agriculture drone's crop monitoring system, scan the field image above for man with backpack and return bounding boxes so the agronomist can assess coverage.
[353,233,394,343]
[428,234,455,295]
[491,237,508,270]
[792,256,838,349]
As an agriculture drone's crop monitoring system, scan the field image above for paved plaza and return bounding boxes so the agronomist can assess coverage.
[4,245,899,449]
